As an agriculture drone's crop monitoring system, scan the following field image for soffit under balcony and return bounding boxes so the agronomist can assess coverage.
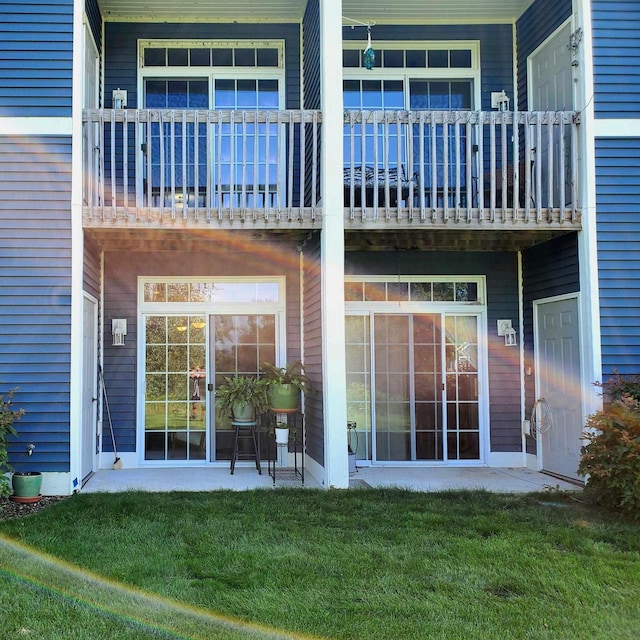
[96,1,535,23]
[85,228,573,255]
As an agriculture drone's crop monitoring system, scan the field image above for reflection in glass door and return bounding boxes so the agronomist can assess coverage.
[347,312,481,463]
[211,314,276,461]
[144,315,207,461]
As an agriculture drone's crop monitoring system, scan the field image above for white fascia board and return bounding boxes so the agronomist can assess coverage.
[0,118,72,136]
[594,119,640,138]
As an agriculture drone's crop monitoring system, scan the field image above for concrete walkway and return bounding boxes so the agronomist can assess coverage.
[83,465,581,494]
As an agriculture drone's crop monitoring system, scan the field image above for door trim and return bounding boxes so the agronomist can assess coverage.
[532,292,583,474]
[81,293,99,484]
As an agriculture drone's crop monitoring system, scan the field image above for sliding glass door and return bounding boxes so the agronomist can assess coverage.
[210,314,276,461]
[347,309,482,463]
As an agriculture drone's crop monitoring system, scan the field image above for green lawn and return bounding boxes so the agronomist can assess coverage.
[1,489,639,639]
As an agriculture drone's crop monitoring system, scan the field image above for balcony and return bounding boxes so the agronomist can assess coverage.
[343,109,581,230]
[82,108,322,229]
[83,108,581,233]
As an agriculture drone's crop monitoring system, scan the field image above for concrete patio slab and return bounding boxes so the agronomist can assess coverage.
[82,465,581,494]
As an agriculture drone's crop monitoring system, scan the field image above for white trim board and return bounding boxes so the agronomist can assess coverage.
[0,118,73,136]
[595,119,640,138]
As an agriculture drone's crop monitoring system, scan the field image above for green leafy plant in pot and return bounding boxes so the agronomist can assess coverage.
[215,376,269,423]
[272,420,296,445]
[0,387,24,499]
[262,361,312,413]
[0,387,40,503]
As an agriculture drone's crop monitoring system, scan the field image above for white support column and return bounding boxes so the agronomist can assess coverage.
[68,0,86,493]
[574,0,603,419]
[319,0,349,488]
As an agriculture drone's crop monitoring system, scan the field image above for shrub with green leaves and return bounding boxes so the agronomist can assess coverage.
[0,387,24,498]
[579,374,640,520]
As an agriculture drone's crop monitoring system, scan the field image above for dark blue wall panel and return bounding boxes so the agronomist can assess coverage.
[521,233,579,452]
[0,135,72,472]
[596,138,640,375]
[104,22,301,110]
[302,231,323,467]
[303,0,320,110]
[102,242,303,455]
[592,1,640,118]
[343,24,514,110]
[345,250,522,453]
[0,0,73,116]
[85,0,102,53]
[516,0,572,110]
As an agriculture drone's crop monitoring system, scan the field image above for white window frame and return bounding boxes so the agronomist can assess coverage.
[343,40,482,110]
[137,276,287,467]
[345,275,489,466]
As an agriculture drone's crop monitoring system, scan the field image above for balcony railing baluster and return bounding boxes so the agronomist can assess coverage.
[82,108,579,230]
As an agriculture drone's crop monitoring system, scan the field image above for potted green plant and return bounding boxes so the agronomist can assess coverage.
[215,376,269,423]
[0,387,41,503]
[262,361,312,413]
[0,387,23,499]
[274,421,294,444]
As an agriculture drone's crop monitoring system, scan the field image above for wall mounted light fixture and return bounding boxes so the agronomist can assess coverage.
[112,319,127,346]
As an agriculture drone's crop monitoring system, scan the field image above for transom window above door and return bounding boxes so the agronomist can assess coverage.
[140,40,284,70]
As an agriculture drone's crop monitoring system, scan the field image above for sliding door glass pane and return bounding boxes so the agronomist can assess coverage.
[212,315,276,460]
[144,315,207,461]
[445,315,480,460]
[345,315,372,461]
[374,315,411,461]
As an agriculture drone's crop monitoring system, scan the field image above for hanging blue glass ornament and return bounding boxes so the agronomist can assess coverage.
[363,27,375,70]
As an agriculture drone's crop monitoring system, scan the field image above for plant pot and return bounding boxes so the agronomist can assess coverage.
[232,402,255,423]
[268,384,300,412]
[275,427,289,445]
[11,471,42,503]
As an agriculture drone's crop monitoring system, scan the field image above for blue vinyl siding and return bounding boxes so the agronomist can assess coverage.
[516,0,572,110]
[102,243,304,456]
[521,233,579,453]
[85,0,102,53]
[345,250,522,453]
[596,138,640,376]
[0,135,72,472]
[83,241,100,302]
[303,0,320,110]
[104,22,301,110]
[302,231,323,466]
[343,24,513,111]
[0,0,73,116]
[592,1,640,118]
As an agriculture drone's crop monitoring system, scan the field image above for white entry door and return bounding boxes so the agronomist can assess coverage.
[81,295,98,483]
[529,21,574,208]
[534,295,583,481]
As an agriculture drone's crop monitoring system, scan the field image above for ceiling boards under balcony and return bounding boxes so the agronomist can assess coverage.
[97,0,535,23]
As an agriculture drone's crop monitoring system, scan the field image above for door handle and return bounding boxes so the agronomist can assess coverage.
[207,383,214,392]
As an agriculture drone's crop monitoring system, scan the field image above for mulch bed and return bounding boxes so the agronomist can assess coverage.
[0,495,69,522]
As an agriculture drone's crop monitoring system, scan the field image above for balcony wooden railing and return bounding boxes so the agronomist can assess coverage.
[343,110,581,227]
[83,108,581,231]
[82,108,322,226]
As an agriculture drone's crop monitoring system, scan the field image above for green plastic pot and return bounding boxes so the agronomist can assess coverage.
[268,384,300,412]
[12,471,42,498]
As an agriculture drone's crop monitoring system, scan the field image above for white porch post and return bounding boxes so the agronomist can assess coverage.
[319,0,348,488]
[574,0,603,420]
[68,0,86,493]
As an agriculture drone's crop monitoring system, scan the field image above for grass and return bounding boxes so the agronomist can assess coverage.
[1,488,639,639]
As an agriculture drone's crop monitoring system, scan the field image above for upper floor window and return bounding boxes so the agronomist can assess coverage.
[140,40,284,70]
[343,42,478,72]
